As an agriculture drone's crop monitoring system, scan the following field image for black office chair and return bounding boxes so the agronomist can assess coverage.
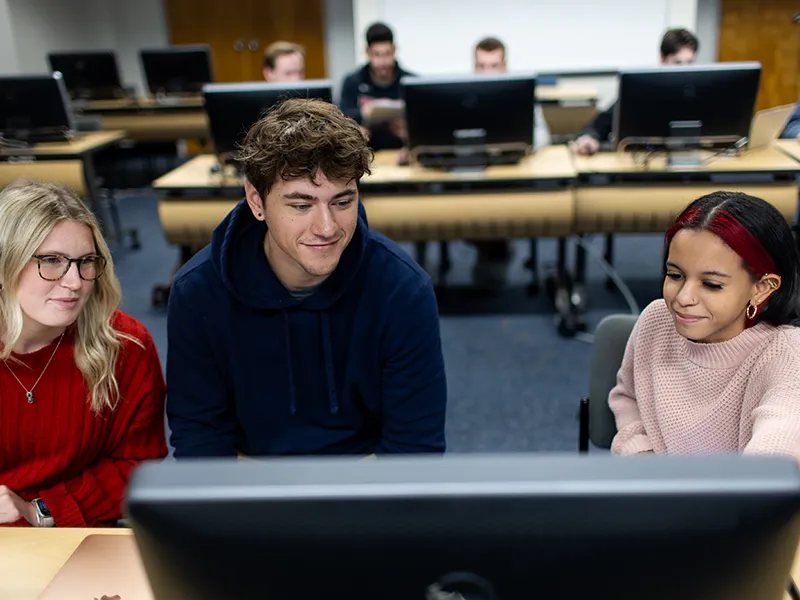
[578,313,638,452]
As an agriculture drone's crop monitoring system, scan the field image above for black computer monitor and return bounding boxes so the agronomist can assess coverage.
[140,45,213,96]
[613,62,761,151]
[47,51,124,100]
[126,454,800,600]
[401,73,536,169]
[203,79,333,161]
[0,73,74,144]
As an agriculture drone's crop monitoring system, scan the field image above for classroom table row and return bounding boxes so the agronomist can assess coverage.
[1,130,798,333]
[74,84,600,143]
[1,527,798,600]
[152,141,800,332]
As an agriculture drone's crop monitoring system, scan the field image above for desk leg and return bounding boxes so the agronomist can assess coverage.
[604,234,615,290]
[151,245,197,307]
[82,152,111,235]
[414,241,428,267]
[572,235,588,332]
[547,237,580,337]
[525,239,539,294]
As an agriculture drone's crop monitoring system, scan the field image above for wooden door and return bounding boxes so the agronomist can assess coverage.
[163,0,326,83]
[248,1,327,80]
[718,0,800,111]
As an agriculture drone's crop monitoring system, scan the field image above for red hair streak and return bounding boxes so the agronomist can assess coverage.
[665,207,778,325]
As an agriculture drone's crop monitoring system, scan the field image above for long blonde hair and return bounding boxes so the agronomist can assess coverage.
[0,180,137,413]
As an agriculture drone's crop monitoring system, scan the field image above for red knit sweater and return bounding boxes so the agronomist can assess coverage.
[0,311,167,527]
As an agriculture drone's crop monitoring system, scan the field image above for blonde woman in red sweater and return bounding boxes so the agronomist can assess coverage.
[609,191,800,458]
[0,180,167,527]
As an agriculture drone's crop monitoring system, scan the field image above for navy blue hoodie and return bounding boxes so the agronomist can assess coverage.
[166,200,447,457]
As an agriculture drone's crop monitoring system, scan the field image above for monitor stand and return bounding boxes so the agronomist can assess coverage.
[666,151,703,169]
[666,120,703,168]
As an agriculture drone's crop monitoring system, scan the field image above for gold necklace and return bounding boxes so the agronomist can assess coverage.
[3,333,65,404]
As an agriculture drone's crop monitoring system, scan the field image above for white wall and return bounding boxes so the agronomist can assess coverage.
[323,0,356,101]
[3,0,353,95]
[0,0,19,74]
[695,0,720,63]
[353,0,703,75]
[7,0,116,74]
[5,0,166,92]
[108,0,169,94]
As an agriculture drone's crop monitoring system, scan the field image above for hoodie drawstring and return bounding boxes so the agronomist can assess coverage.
[283,310,339,416]
[321,313,339,415]
[282,311,297,415]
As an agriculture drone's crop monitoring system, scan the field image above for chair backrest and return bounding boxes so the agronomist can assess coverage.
[589,313,638,448]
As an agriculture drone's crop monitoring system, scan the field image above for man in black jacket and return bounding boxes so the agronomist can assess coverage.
[574,28,699,155]
[339,22,414,152]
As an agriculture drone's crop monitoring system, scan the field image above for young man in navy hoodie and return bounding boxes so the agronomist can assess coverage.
[166,98,447,458]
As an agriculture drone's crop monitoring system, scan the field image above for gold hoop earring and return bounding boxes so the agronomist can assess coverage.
[746,303,757,320]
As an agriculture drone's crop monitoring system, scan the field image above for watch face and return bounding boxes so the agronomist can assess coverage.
[35,499,51,518]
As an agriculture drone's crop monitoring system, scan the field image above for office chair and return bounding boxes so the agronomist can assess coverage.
[578,313,638,452]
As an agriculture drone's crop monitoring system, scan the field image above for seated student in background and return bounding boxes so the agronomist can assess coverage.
[340,22,414,152]
[262,41,305,82]
[574,28,699,156]
[0,181,167,527]
[473,36,551,150]
[166,98,447,458]
[780,102,800,139]
[471,36,552,287]
[609,191,800,459]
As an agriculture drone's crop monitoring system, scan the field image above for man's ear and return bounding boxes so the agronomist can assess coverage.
[751,273,782,307]
[244,179,266,221]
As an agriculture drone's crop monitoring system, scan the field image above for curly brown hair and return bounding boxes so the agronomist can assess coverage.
[237,98,373,198]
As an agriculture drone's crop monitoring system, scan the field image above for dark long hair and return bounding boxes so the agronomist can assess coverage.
[664,191,800,327]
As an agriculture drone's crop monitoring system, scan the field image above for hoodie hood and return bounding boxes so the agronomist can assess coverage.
[208,199,369,416]
[210,199,368,312]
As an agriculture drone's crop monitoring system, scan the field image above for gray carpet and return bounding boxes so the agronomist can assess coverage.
[110,192,665,453]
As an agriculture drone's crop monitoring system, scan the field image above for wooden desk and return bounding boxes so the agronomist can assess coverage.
[0,528,797,600]
[80,97,208,142]
[0,130,126,232]
[775,139,800,163]
[571,145,800,234]
[0,528,129,600]
[361,146,576,241]
[154,146,577,246]
[559,144,800,333]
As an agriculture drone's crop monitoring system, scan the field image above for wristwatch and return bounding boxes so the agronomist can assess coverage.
[31,498,54,527]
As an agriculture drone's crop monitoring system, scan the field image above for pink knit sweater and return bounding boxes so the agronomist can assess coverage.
[609,299,800,459]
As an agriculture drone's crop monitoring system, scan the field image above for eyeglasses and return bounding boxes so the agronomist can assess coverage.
[32,254,107,282]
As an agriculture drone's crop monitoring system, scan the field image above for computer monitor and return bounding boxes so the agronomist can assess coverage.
[401,73,536,169]
[140,45,213,96]
[203,79,333,162]
[47,51,124,100]
[0,73,74,144]
[613,62,761,152]
[126,454,800,600]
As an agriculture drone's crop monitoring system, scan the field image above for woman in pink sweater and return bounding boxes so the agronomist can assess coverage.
[609,191,800,459]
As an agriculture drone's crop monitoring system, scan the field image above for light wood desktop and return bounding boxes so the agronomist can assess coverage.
[153,146,577,247]
[81,97,208,142]
[775,138,800,163]
[570,145,800,234]
[0,131,125,231]
[0,528,798,600]
[361,146,576,241]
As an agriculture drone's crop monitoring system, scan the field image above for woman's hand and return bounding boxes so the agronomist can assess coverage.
[0,485,36,525]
